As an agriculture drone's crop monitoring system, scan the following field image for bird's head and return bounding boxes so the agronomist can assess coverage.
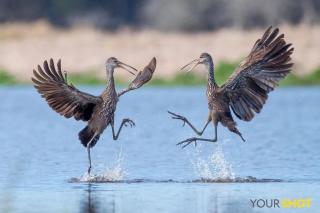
[180,52,213,72]
[105,57,137,76]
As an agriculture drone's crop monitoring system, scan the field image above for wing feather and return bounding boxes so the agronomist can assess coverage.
[32,59,102,121]
[220,27,293,121]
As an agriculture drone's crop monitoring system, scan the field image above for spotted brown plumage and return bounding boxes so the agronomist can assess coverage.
[118,57,157,97]
[220,27,293,121]
[32,59,102,121]
[129,57,156,89]
[169,26,294,148]
[32,57,138,174]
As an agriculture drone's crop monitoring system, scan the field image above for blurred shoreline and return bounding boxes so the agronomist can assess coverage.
[0,21,319,83]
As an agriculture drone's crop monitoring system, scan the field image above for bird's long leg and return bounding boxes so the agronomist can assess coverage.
[111,118,135,140]
[86,134,98,174]
[168,111,211,136]
[177,124,218,149]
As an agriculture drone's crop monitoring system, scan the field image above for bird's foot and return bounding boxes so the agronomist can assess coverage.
[123,118,135,127]
[176,137,198,149]
[167,111,187,126]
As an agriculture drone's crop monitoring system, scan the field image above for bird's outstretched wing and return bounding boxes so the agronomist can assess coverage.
[118,57,156,97]
[32,59,102,121]
[220,27,294,121]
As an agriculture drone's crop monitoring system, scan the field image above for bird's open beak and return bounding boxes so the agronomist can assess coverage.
[117,61,138,76]
[180,58,203,72]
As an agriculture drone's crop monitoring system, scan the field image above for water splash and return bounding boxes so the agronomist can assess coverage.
[79,149,127,182]
[192,145,235,181]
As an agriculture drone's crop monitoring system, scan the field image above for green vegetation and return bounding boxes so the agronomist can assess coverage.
[1,0,318,31]
[280,68,320,86]
[0,69,16,84]
[148,62,320,87]
[214,61,237,86]
[67,72,129,86]
[150,73,206,86]
[67,72,104,85]
[1,63,320,86]
[148,61,236,86]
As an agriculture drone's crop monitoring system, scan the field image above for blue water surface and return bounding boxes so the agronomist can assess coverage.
[0,86,319,212]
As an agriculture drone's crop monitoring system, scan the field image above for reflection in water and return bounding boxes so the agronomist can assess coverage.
[211,195,218,213]
[196,188,258,213]
[222,199,257,213]
[206,196,254,213]
[77,183,258,213]
[80,184,115,213]
[80,184,99,213]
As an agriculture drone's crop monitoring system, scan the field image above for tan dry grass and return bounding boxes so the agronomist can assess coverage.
[0,21,319,81]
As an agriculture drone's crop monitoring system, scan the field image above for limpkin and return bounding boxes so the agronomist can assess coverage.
[168,26,294,148]
[32,57,156,174]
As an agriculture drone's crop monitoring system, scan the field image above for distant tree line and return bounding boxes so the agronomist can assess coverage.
[0,0,319,31]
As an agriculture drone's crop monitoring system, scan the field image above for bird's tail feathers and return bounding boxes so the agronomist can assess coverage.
[78,126,100,148]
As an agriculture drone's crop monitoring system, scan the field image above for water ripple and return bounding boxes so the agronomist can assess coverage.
[68,176,284,184]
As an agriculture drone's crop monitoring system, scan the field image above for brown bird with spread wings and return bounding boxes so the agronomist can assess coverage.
[32,57,155,174]
[168,27,294,148]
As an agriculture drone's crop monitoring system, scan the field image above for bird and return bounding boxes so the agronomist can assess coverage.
[168,26,294,148]
[118,57,157,97]
[32,57,140,174]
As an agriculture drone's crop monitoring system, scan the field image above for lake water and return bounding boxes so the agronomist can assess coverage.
[0,86,319,213]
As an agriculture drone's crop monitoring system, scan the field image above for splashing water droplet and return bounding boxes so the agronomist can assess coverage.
[79,148,127,182]
[192,145,235,181]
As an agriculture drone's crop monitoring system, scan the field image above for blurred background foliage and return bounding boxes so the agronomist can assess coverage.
[0,0,319,31]
[146,63,320,87]
[0,0,319,85]
[0,70,16,84]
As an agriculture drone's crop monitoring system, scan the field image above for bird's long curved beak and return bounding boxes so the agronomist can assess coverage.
[180,58,202,72]
[117,61,138,76]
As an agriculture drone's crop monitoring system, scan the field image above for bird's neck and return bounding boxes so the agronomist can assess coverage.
[206,60,217,89]
[104,68,116,98]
